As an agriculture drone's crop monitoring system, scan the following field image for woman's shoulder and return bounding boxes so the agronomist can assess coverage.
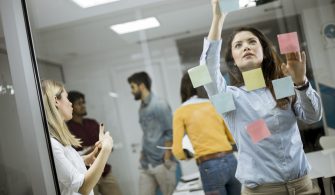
[50,137,64,149]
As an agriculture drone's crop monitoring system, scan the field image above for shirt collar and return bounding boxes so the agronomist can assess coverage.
[142,92,153,106]
[182,95,209,106]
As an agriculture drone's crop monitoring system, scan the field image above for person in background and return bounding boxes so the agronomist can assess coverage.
[201,0,322,194]
[127,71,176,195]
[67,91,122,195]
[172,73,241,195]
[41,80,113,195]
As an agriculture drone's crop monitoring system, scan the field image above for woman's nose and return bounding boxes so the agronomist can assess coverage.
[243,45,250,51]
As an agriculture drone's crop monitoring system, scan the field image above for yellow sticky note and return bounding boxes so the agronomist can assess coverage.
[187,65,212,88]
[242,68,266,91]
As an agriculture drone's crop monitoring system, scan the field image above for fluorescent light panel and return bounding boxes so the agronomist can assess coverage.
[239,0,256,8]
[71,0,120,8]
[110,17,160,34]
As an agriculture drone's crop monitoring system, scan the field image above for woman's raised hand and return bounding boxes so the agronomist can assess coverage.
[98,123,113,152]
[211,0,224,18]
[99,123,104,141]
[101,132,113,152]
[281,51,307,85]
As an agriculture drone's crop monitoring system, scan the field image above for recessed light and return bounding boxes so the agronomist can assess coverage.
[71,0,120,8]
[110,17,160,34]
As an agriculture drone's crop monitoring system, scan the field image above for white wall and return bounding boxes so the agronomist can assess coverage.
[62,37,185,195]
[302,4,335,135]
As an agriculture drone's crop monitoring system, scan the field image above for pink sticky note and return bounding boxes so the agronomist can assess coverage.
[277,32,300,54]
[246,119,271,143]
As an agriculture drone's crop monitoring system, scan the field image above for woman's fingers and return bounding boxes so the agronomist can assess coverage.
[91,145,99,156]
[99,123,104,141]
[281,63,289,76]
[301,51,306,65]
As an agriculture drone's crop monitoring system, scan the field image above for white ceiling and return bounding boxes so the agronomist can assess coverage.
[22,0,334,63]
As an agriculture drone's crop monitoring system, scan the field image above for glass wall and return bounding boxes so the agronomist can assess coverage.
[23,0,335,194]
[0,18,34,195]
[0,0,57,194]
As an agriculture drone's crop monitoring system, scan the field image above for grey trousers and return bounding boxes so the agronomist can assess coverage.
[242,175,320,195]
[139,162,177,195]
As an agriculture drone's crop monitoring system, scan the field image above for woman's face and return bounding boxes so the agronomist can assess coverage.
[56,90,73,121]
[231,31,264,72]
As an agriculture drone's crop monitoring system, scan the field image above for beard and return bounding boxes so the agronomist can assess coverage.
[133,91,141,100]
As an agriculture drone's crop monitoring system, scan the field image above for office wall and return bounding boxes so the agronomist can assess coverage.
[302,4,335,135]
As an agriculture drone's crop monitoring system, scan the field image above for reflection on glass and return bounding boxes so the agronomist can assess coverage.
[25,0,335,194]
[0,16,32,195]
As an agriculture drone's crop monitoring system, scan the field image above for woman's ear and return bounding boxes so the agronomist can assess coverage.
[54,96,59,108]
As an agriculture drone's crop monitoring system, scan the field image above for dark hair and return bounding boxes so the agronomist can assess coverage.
[68,91,85,104]
[127,71,152,91]
[180,72,208,103]
[224,26,293,108]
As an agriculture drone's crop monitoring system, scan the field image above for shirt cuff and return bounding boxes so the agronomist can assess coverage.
[295,84,314,101]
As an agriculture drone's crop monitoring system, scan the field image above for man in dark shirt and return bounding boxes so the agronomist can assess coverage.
[67,91,122,195]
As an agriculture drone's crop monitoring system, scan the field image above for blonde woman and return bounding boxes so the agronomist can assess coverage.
[41,80,113,195]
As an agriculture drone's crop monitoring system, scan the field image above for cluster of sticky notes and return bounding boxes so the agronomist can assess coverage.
[246,119,271,144]
[277,32,300,54]
[211,92,236,114]
[242,68,266,91]
[272,76,295,99]
[188,65,212,88]
[219,0,239,14]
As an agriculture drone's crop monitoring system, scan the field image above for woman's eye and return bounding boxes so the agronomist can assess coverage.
[250,40,256,44]
[234,44,241,48]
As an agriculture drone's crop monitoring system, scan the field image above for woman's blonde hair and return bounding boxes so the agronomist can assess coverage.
[41,80,81,147]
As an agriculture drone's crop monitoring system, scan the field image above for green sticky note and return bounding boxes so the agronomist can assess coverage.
[211,92,236,114]
[188,65,212,88]
[242,68,266,91]
[272,76,295,99]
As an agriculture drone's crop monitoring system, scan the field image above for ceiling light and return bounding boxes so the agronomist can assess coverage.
[109,92,119,98]
[110,17,160,34]
[239,0,256,8]
[71,0,120,8]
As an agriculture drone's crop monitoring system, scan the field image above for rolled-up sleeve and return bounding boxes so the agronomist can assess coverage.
[294,85,322,124]
[201,38,228,97]
[157,101,173,142]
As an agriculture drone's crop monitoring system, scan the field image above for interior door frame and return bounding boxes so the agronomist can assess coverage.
[0,0,58,194]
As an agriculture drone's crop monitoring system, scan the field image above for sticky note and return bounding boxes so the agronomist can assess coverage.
[272,76,295,99]
[246,119,271,144]
[211,92,236,114]
[219,0,239,14]
[277,32,300,54]
[188,65,212,88]
[242,68,266,91]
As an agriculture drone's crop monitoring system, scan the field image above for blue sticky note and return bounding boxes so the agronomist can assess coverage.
[219,0,240,14]
[188,65,212,88]
[211,92,236,114]
[272,76,295,99]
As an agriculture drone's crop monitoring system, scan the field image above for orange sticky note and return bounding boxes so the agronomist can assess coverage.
[246,119,271,143]
[277,32,300,54]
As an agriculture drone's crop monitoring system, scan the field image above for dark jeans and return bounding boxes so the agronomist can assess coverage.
[198,153,241,195]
